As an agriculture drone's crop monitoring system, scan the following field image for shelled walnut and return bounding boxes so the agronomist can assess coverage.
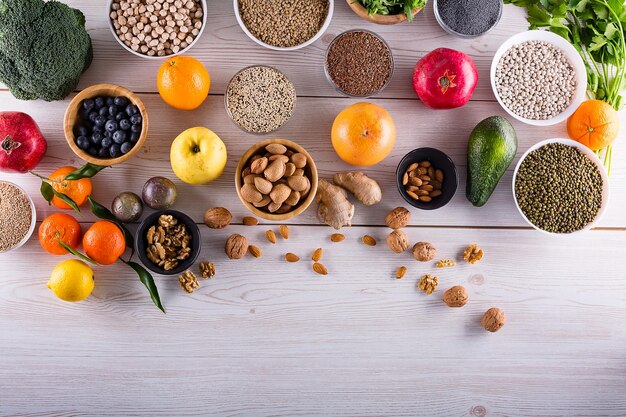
[417,274,438,295]
[178,270,199,293]
[464,244,484,264]
[145,214,192,271]
[199,261,216,279]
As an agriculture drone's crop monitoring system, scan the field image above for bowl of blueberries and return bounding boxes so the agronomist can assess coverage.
[63,84,148,166]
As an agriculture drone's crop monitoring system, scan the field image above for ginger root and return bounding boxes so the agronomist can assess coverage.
[315,179,355,229]
[333,172,382,206]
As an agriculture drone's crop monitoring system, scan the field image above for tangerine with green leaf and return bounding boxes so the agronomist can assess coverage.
[38,213,82,255]
[48,166,92,209]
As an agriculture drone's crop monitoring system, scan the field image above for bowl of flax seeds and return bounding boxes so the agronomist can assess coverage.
[0,181,36,253]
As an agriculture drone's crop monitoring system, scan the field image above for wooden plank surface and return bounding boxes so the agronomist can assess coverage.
[1,0,625,416]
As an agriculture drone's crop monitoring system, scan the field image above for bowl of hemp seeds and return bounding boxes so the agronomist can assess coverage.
[491,30,587,126]
[0,181,37,253]
[513,138,609,235]
[234,0,333,51]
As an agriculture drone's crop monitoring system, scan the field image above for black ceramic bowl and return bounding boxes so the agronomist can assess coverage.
[396,147,458,210]
[135,209,201,276]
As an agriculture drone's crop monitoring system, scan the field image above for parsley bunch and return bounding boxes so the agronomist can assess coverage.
[358,0,427,21]
[504,0,625,171]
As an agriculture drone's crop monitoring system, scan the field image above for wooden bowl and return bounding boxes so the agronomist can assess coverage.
[346,0,422,24]
[235,139,319,221]
[64,84,148,166]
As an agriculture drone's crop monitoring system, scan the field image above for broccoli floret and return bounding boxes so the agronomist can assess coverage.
[0,0,93,101]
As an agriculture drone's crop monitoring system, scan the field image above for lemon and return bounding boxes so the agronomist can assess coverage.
[47,259,94,302]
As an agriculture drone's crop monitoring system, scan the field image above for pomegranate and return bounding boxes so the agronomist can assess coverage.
[0,112,47,173]
[412,48,478,110]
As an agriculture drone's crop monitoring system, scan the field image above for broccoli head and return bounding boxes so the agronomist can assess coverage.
[0,0,93,101]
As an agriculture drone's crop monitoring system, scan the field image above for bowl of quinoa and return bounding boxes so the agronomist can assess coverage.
[0,181,36,253]
[491,30,587,126]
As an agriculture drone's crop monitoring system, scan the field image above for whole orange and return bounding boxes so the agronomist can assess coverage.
[157,56,210,110]
[39,213,82,255]
[331,102,396,166]
[82,220,126,265]
[567,100,620,151]
[49,166,92,210]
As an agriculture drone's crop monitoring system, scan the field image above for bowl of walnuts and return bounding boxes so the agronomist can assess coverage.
[235,139,318,221]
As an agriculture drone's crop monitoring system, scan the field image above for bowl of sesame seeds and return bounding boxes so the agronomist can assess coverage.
[0,181,37,253]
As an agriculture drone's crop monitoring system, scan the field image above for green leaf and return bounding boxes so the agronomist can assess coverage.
[124,261,165,313]
[57,239,98,265]
[87,196,134,249]
[64,163,107,181]
[40,181,54,205]
[589,34,608,51]
[593,3,609,19]
[604,22,619,39]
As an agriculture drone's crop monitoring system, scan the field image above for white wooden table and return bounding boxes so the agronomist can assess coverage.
[1,2,626,416]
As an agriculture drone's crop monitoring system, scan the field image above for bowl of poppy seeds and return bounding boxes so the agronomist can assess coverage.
[325,29,394,97]
[225,65,297,134]
[513,139,609,235]
[434,0,502,38]
[234,0,333,51]
[0,181,36,253]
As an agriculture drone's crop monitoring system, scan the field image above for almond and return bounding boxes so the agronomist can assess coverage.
[312,248,323,262]
[242,216,258,226]
[312,262,328,275]
[267,201,281,213]
[275,204,292,214]
[395,266,407,279]
[241,184,263,203]
[285,190,301,206]
[270,184,292,205]
[265,229,277,244]
[266,143,287,154]
[330,233,345,242]
[248,245,262,258]
[362,235,377,246]
[254,177,273,195]
[285,252,300,262]
[290,153,307,168]
[279,225,289,239]
[264,159,286,182]
[250,157,268,174]
[269,154,289,163]
[287,175,309,192]
[283,162,296,177]
[253,196,271,208]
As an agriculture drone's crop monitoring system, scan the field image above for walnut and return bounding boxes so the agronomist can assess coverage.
[145,214,192,270]
[158,214,178,228]
[482,307,505,332]
[225,234,249,259]
[443,285,468,307]
[199,261,216,279]
[178,270,199,293]
[413,242,436,262]
[203,207,232,229]
[417,274,438,295]
[464,244,484,264]
[385,207,411,229]
[386,230,410,253]
[436,259,456,268]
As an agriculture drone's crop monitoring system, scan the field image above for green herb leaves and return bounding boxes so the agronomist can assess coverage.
[358,0,426,21]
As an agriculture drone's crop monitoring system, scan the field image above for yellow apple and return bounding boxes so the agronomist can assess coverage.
[170,127,227,184]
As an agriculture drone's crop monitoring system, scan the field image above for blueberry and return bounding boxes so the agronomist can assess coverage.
[99,106,109,117]
[98,147,110,158]
[94,115,107,127]
[82,99,95,111]
[131,124,142,133]
[130,114,142,125]
[94,97,105,109]
[101,137,113,148]
[109,144,121,158]
[88,146,99,156]
[76,125,89,137]
[90,131,104,145]
[114,96,129,107]
[109,105,119,117]
[119,119,131,130]
[104,130,112,138]
[106,97,114,107]
[120,142,133,154]
[88,111,99,123]
[130,132,140,143]
[112,130,127,144]
[76,136,90,150]
[92,126,103,135]
[115,112,125,121]
[105,120,118,132]
[125,104,138,116]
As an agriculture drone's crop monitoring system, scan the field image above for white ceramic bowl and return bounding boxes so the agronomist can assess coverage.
[107,0,207,59]
[490,30,587,126]
[233,0,334,51]
[0,181,37,253]
[512,138,609,236]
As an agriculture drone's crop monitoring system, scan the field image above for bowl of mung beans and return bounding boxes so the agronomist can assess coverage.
[234,0,334,51]
[0,181,37,253]
[491,30,586,126]
[512,138,609,235]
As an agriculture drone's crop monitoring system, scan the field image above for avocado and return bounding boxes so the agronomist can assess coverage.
[466,116,518,207]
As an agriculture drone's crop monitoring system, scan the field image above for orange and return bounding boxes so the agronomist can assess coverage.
[331,102,396,166]
[49,166,92,210]
[567,100,620,151]
[82,220,126,265]
[157,56,210,110]
[39,213,82,255]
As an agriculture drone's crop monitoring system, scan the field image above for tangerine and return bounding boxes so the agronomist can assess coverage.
[39,213,82,255]
[157,56,210,110]
[567,100,620,151]
[49,166,92,209]
[82,220,126,265]
[331,102,396,166]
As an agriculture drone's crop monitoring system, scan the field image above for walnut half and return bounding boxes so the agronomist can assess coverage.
[178,270,199,293]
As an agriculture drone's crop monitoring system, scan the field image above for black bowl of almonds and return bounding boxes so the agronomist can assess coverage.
[135,210,201,275]
[396,148,458,210]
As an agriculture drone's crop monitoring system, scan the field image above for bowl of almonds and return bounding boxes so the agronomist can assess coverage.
[235,139,319,221]
[396,147,458,210]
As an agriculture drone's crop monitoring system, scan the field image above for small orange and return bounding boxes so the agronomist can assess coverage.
[82,220,126,265]
[157,56,210,110]
[49,166,92,210]
[39,213,82,255]
[331,102,396,166]
[567,100,620,151]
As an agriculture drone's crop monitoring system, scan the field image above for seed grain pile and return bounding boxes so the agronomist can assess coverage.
[496,41,576,120]
[326,31,393,97]
[436,0,502,36]
[226,66,296,134]
[238,0,329,48]
[515,143,603,233]
[0,182,33,252]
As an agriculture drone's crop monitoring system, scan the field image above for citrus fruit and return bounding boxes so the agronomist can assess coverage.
[48,166,92,210]
[157,56,210,110]
[567,100,620,151]
[47,259,94,302]
[331,102,396,166]
[39,213,82,255]
[82,220,126,265]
